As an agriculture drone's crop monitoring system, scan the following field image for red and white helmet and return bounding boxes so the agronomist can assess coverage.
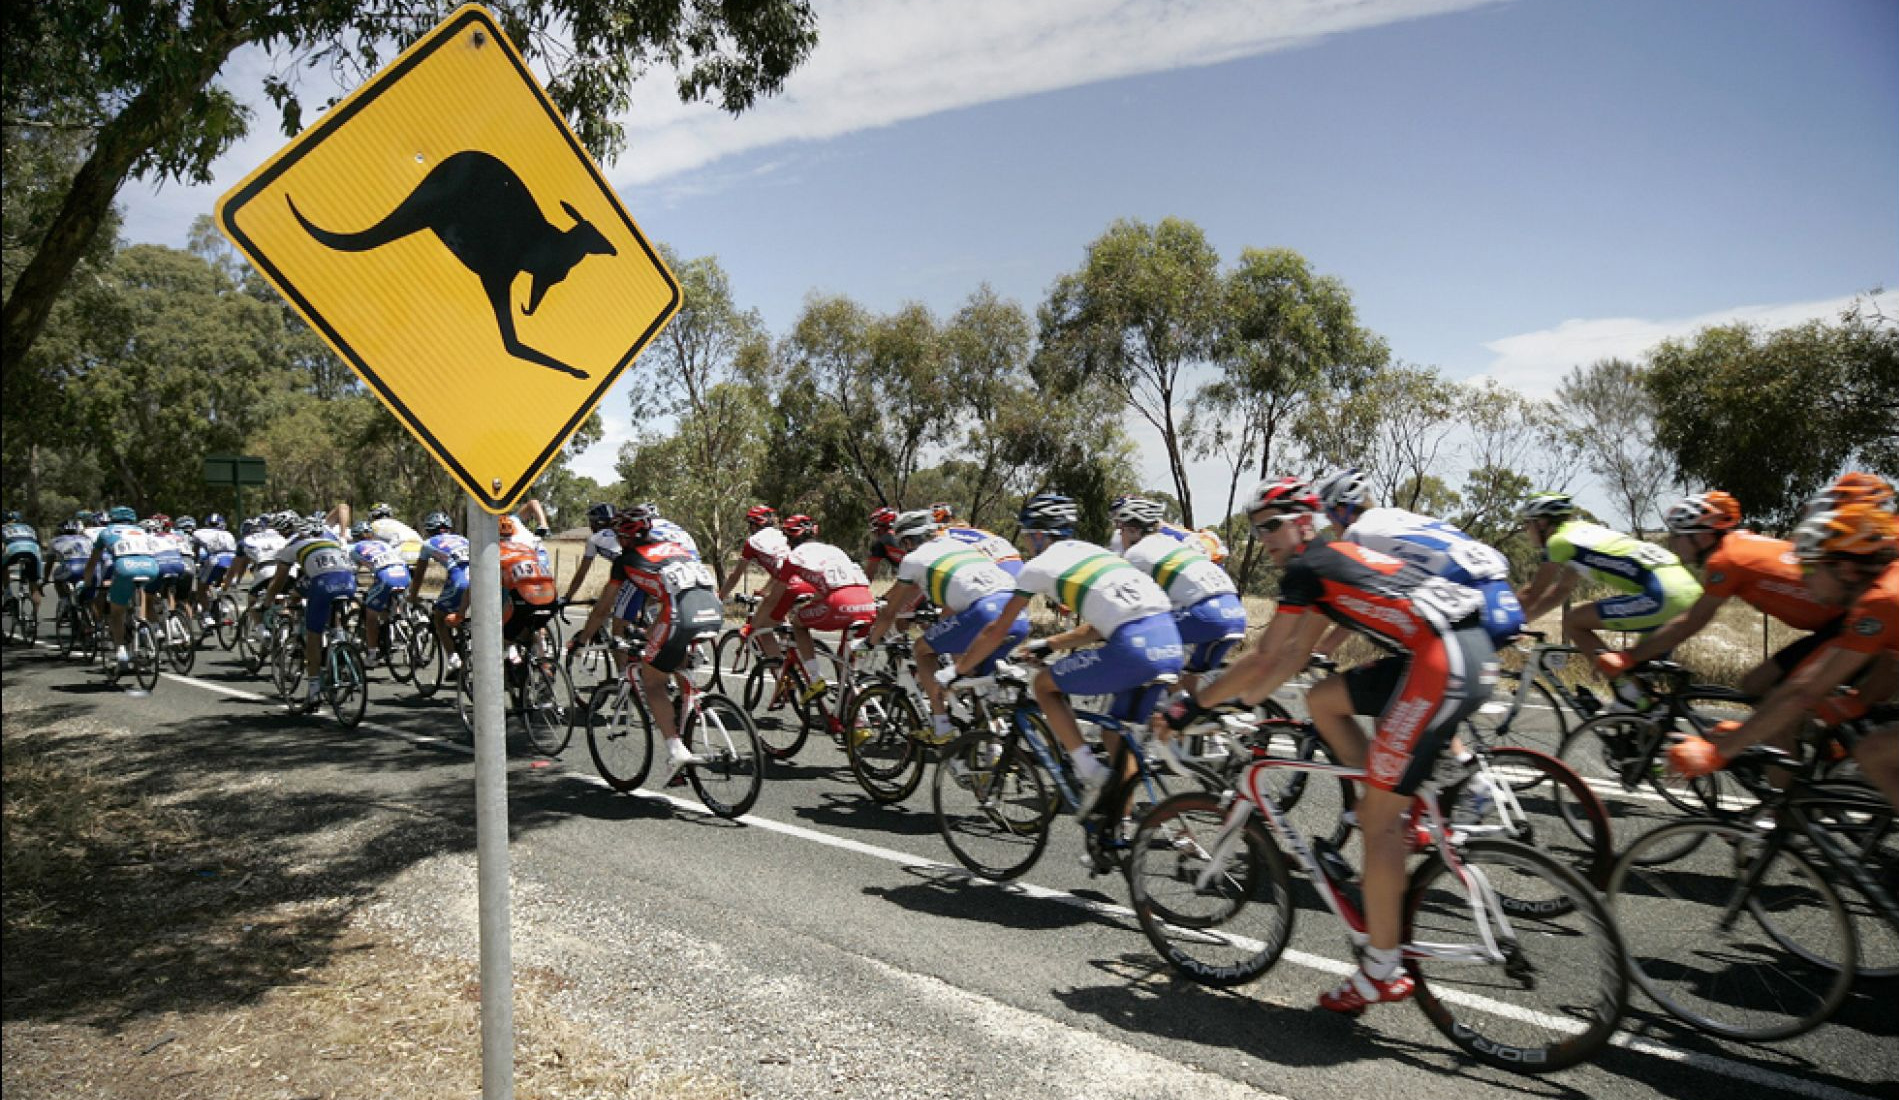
[745,504,778,529]
[782,514,819,541]
[1246,477,1320,515]
[868,506,898,532]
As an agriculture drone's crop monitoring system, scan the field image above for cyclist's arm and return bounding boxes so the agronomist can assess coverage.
[1193,610,1330,710]
[262,567,291,603]
[717,557,749,601]
[561,555,593,602]
[866,579,921,644]
[327,502,350,531]
[950,593,1031,677]
[408,558,430,597]
[1313,622,1354,658]
[83,545,103,578]
[573,579,618,644]
[516,499,550,532]
[1516,561,1574,623]
[1715,644,1873,763]
[1623,592,1726,665]
[1044,621,1102,651]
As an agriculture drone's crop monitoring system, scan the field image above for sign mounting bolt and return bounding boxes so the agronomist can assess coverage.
[492,478,504,492]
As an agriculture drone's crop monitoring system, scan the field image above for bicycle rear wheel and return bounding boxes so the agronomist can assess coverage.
[235,608,267,673]
[328,643,369,728]
[684,693,764,818]
[1127,791,1293,987]
[1408,839,1626,1073]
[164,610,196,673]
[270,625,303,701]
[1797,786,1899,979]
[586,682,654,792]
[1608,818,1854,1041]
[130,622,161,691]
[744,659,811,760]
[514,654,574,756]
[845,680,929,804]
[1,594,18,645]
[932,733,1050,881]
[1465,671,1567,765]
[212,594,241,650]
[55,606,84,658]
[409,623,443,698]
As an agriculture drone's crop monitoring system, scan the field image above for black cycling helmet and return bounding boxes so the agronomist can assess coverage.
[369,501,394,520]
[586,501,616,530]
[422,511,453,535]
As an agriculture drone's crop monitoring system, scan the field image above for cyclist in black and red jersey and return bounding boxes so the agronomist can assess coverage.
[862,506,906,580]
[1157,476,1499,1015]
[606,505,725,781]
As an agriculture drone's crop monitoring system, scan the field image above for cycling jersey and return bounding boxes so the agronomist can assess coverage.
[611,538,722,671]
[1015,539,1183,716]
[1277,535,1497,794]
[581,528,620,565]
[1544,520,1701,631]
[151,531,189,577]
[1700,531,1840,632]
[369,517,424,565]
[499,540,556,640]
[238,530,288,585]
[652,519,698,558]
[780,541,876,632]
[1107,522,1226,563]
[1830,564,1899,660]
[5,522,45,587]
[420,532,472,612]
[943,526,1023,575]
[277,535,357,632]
[1122,531,1246,671]
[897,536,1014,613]
[1342,507,1523,645]
[865,531,906,574]
[351,537,412,612]
[741,526,791,574]
[50,532,92,584]
[94,523,162,607]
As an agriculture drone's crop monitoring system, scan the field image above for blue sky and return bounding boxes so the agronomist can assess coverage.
[119,0,1899,516]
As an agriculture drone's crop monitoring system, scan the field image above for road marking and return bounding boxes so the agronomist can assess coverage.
[14,646,1879,1100]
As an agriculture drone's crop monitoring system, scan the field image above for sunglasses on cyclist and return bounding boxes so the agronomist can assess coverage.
[1251,512,1296,536]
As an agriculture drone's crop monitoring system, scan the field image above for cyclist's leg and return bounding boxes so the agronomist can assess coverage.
[1850,715,1899,812]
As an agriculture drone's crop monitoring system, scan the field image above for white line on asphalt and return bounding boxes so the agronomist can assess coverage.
[21,650,1870,1100]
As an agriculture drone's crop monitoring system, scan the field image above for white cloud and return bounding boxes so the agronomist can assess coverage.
[610,0,1503,188]
[1474,290,1897,398]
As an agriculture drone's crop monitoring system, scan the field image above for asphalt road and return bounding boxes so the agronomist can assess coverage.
[4,635,1894,1100]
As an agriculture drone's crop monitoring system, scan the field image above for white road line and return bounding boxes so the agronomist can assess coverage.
[18,648,1880,1100]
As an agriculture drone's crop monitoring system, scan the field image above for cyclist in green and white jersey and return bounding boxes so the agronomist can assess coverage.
[864,510,1031,743]
[1515,492,1702,681]
[946,493,1184,815]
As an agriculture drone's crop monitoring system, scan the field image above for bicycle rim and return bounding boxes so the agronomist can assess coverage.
[329,645,368,728]
[1408,839,1627,1073]
[167,614,196,673]
[213,596,240,649]
[846,681,927,804]
[1797,788,1899,979]
[1470,747,1614,892]
[132,624,160,691]
[516,659,574,756]
[1608,819,1854,1041]
[586,684,653,791]
[1127,791,1292,988]
[932,735,1050,881]
[685,694,764,818]
[745,661,811,760]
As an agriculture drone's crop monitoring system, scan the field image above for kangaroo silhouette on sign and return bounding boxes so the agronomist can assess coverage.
[287,150,616,379]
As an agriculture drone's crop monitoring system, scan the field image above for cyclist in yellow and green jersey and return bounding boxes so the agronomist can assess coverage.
[1516,493,1701,701]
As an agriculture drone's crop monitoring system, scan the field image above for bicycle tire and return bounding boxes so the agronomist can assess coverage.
[1408,838,1627,1072]
[586,682,655,792]
[515,654,574,756]
[383,616,416,684]
[708,627,754,695]
[1608,818,1854,1041]
[1466,672,1567,772]
[1127,791,1293,988]
[212,594,241,650]
[328,642,369,728]
[1445,747,1614,892]
[235,608,266,673]
[56,606,84,658]
[1,595,17,645]
[132,622,161,692]
[744,659,811,760]
[1794,786,1899,980]
[271,623,303,701]
[454,656,477,743]
[165,611,196,674]
[932,733,1051,881]
[845,680,930,804]
[684,693,765,818]
[1556,712,1703,852]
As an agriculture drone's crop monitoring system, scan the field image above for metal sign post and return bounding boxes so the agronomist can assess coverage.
[467,500,513,1098]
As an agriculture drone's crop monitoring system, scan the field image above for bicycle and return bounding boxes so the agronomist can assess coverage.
[104,580,161,694]
[931,661,1216,882]
[739,612,859,760]
[52,590,97,660]
[2,570,39,645]
[206,589,243,650]
[1126,750,1628,1073]
[1556,660,1759,847]
[839,608,951,803]
[1465,629,1609,760]
[584,635,765,818]
[290,596,370,727]
[1606,727,1899,1042]
[512,617,577,755]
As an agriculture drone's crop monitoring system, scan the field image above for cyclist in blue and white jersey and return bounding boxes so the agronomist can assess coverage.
[79,512,109,611]
[82,505,161,672]
[190,514,239,627]
[168,516,205,625]
[3,510,46,624]
[1104,497,1230,564]
[642,502,700,560]
[1312,469,1525,648]
[348,521,411,667]
[409,511,472,673]
[262,518,359,710]
[1112,497,1247,691]
[560,502,621,603]
[947,493,1184,816]
[145,514,191,618]
[50,518,94,606]
[222,513,291,605]
[865,510,1031,743]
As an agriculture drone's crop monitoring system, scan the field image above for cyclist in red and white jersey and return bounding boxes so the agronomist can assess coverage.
[761,515,876,668]
[718,505,806,663]
[1158,477,1498,1014]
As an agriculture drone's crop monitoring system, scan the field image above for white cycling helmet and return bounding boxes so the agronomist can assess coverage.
[1518,492,1578,521]
[1313,468,1370,513]
[1110,497,1164,530]
[1018,493,1078,534]
[893,509,940,544]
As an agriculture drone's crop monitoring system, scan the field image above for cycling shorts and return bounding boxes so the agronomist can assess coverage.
[1769,618,1845,676]
[768,576,818,622]
[792,584,878,633]
[433,567,470,614]
[922,592,1029,673]
[301,571,357,633]
[1474,579,1526,647]
[106,557,159,607]
[1343,625,1498,796]
[52,559,88,585]
[1049,611,1185,722]
[198,554,234,586]
[155,557,187,578]
[644,588,724,673]
[363,572,412,612]
[1173,593,1248,673]
[501,591,556,643]
[1593,573,1699,633]
[7,551,44,587]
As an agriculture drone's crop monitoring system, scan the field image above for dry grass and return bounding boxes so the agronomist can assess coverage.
[0,703,714,1100]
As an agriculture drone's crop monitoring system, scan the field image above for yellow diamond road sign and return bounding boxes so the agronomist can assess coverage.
[217,5,679,513]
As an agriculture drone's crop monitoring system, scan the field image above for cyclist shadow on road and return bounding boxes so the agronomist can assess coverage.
[863,864,1117,933]
[793,791,942,838]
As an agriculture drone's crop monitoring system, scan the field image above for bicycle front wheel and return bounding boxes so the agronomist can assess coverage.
[744,660,811,760]
[1608,818,1854,1041]
[514,654,574,756]
[586,682,654,792]
[845,680,929,804]
[1408,839,1627,1073]
[684,693,765,818]
[212,594,241,650]
[1452,747,1614,892]
[270,626,303,701]
[1127,791,1293,988]
[932,734,1050,881]
[328,643,369,728]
